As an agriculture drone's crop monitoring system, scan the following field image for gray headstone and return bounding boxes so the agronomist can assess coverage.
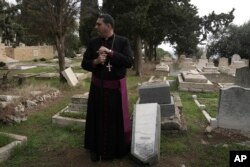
[139,81,171,104]
[217,86,250,131]
[71,94,88,104]
[131,103,161,165]
[68,103,87,112]
[235,67,250,88]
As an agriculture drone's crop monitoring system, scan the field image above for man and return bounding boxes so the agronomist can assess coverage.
[81,14,133,162]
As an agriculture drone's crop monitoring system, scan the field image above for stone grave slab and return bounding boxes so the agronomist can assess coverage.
[178,74,214,92]
[52,107,86,127]
[160,96,175,117]
[61,67,78,86]
[181,71,208,83]
[0,132,27,163]
[217,86,250,131]
[36,73,59,79]
[15,65,37,70]
[139,80,171,104]
[131,103,161,165]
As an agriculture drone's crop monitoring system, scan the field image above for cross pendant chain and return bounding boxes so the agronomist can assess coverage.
[106,62,112,72]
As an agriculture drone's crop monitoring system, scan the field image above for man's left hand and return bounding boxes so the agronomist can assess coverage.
[98,46,111,54]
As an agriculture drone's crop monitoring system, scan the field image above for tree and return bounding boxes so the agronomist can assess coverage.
[22,0,80,82]
[102,0,153,76]
[96,0,235,75]
[207,20,250,66]
[0,0,23,46]
[79,0,99,46]
[162,0,201,56]
[65,32,81,58]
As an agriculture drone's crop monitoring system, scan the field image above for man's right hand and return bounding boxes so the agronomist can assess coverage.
[94,52,107,65]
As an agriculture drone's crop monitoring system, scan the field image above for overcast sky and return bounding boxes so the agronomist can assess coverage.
[191,0,250,25]
[160,0,250,53]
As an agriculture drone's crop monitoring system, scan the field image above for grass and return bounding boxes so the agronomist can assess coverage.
[60,112,85,119]
[0,134,14,147]
[0,61,249,167]
[0,89,84,167]
[193,92,219,118]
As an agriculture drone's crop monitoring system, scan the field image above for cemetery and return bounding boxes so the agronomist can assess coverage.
[1,51,250,167]
[0,0,250,167]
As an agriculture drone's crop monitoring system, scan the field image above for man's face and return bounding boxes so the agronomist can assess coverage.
[95,18,110,37]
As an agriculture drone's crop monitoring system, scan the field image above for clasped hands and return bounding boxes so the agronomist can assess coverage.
[94,46,111,65]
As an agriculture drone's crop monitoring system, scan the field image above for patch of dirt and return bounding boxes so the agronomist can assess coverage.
[206,128,250,144]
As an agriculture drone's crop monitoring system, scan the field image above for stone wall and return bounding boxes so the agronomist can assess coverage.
[4,45,54,61]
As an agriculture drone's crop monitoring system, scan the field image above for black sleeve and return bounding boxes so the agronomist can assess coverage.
[110,38,133,68]
[81,40,99,72]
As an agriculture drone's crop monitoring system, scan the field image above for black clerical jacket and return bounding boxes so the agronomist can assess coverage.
[81,35,133,80]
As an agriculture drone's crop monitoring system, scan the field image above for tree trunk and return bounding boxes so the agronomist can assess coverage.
[153,45,157,61]
[148,44,154,62]
[134,36,142,76]
[56,35,67,82]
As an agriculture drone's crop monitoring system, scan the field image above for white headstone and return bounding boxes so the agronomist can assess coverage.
[131,103,161,165]
[61,67,78,86]
[231,54,241,63]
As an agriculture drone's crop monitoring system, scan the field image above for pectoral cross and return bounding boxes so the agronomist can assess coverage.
[106,62,112,72]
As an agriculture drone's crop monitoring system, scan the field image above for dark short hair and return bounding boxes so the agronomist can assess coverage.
[98,13,115,28]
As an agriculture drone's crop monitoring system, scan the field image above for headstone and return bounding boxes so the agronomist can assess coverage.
[61,67,78,86]
[68,93,88,113]
[196,56,208,69]
[202,60,219,74]
[131,103,161,165]
[217,86,250,131]
[139,80,175,118]
[231,54,241,63]
[235,67,250,88]
[139,81,171,104]
[155,62,170,72]
[219,57,229,68]
[161,56,172,65]
[229,55,247,76]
